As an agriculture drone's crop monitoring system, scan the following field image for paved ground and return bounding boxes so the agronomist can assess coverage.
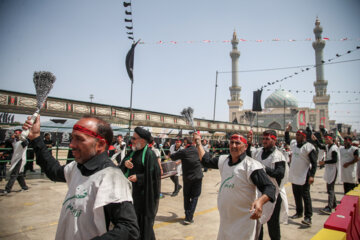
[0,165,346,240]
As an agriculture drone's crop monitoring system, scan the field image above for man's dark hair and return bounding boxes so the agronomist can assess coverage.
[117,134,123,137]
[263,130,277,138]
[184,137,192,145]
[82,115,113,149]
[344,136,352,141]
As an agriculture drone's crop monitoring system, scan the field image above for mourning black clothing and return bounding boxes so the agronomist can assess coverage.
[120,146,161,240]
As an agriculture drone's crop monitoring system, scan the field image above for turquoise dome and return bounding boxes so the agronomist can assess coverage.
[264,89,298,108]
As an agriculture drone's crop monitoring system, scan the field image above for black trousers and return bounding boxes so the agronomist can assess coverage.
[326,171,337,209]
[5,160,28,192]
[170,175,180,192]
[259,195,282,240]
[344,182,356,194]
[183,178,202,221]
[0,163,6,180]
[292,180,312,219]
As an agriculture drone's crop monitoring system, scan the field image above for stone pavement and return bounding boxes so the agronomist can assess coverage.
[0,166,346,240]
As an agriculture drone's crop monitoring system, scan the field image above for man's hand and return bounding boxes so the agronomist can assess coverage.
[160,167,163,176]
[343,162,350,168]
[311,134,317,142]
[308,176,314,185]
[249,199,263,220]
[22,115,41,140]
[128,174,137,182]
[125,158,134,169]
[192,132,201,146]
[286,123,292,132]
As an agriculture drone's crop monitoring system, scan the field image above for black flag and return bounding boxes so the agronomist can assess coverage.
[252,89,263,112]
[176,129,183,138]
[125,40,140,82]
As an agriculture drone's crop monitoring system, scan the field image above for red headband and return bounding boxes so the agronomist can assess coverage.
[296,130,306,138]
[325,136,333,140]
[230,134,247,144]
[263,133,277,141]
[73,124,109,145]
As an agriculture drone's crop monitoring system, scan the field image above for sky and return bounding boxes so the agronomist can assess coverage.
[0,0,359,131]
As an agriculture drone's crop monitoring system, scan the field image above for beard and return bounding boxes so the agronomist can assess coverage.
[73,142,97,164]
[132,142,144,151]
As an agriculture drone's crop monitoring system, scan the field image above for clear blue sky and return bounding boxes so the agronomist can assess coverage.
[0,0,359,130]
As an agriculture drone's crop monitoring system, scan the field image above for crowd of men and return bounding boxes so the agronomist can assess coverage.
[0,115,359,240]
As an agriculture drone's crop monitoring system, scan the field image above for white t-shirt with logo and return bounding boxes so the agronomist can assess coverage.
[289,140,316,185]
[56,163,133,240]
[217,155,263,240]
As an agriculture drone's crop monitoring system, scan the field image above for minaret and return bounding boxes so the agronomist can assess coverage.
[312,17,330,130]
[228,31,243,122]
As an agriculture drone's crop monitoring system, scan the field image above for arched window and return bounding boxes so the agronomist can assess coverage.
[268,121,282,130]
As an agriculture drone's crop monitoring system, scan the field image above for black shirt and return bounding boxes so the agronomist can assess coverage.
[201,152,276,202]
[32,136,139,240]
[170,145,203,182]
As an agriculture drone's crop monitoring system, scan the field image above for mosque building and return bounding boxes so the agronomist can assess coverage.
[228,18,343,133]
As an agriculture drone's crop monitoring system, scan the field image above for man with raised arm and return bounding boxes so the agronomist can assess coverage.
[193,132,275,240]
[23,115,139,240]
[285,123,317,226]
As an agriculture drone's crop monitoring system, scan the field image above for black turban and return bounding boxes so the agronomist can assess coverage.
[134,127,152,143]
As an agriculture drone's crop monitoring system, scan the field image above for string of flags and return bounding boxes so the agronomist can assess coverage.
[258,46,360,90]
[123,1,134,41]
[137,37,360,45]
[265,89,360,94]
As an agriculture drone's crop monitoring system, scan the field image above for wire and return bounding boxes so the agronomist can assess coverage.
[218,58,360,74]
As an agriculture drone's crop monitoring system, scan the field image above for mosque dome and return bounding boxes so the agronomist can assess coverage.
[264,89,298,108]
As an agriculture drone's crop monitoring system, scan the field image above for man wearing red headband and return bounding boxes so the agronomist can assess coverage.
[193,132,275,240]
[339,136,359,193]
[23,115,139,240]
[253,130,287,240]
[312,133,339,215]
[285,123,317,226]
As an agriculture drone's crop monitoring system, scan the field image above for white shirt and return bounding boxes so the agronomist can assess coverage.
[288,140,315,185]
[169,144,183,176]
[9,139,27,172]
[113,141,126,163]
[56,163,133,240]
[253,148,287,223]
[217,155,263,240]
[323,144,340,184]
[340,146,358,184]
